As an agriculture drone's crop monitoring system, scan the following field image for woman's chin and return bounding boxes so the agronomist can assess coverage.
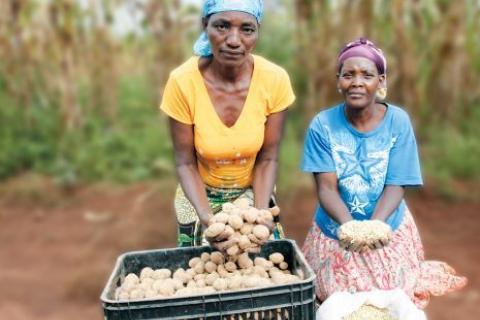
[345,98,374,109]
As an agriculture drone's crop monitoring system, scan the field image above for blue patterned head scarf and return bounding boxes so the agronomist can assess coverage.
[193,0,264,57]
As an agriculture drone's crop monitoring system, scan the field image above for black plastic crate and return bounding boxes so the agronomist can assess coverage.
[100,239,315,319]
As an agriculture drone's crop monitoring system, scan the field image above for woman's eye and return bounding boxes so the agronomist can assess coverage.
[341,74,352,79]
[242,28,255,34]
[215,24,228,31]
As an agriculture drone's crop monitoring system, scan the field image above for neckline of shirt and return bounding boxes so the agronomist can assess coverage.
[194,55,258,130]
[340,102,391,138]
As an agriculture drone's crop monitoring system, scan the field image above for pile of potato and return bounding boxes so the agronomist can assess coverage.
[343,304,398,320]
[204,198,279,255]
[337,220,392,245]
[115,251,302,301]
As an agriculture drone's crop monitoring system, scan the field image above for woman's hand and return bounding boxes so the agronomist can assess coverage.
[337,220,392,253]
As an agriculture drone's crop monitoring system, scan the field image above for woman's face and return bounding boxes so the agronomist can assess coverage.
[337,57,385,109]
[205,11,259,67]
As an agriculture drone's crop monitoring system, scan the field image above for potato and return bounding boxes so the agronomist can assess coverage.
[213,278,228,291]
[233,197,250,209]
[269,206,280,217]
[225,261,237,272]
[238,235,252,250]
[253,265,268,278]
[217,212,231,223]
[240,223,254,235]
[230,207,242,216]
[139,278,154,290]
[152,279,163,292]
[221,225,235,238]
[279,262,289,270]
[258,209,274,222]
[226,244,240,256]
[227,275,243,290]
[222,202,236,213]
[254,257,273,269]
[193,261,205,274]
[200,252,210,262]
[196,279,206,288]
[187,280,197,288]
[217,264,229,278]
[175,288,193,296]
[186,268,196,278]
[129,288,145,299]
[121,280,137,293]
[188,257,201,268]
[158,282,175,296]
[241,268,254,276]
[252,225,270,241]
[237,253,254,269]
[228,214,244,230]
[210,251,225,265]
[243,208,258,224]
[248,233,262,245]
[124,273,139,285]
[144,289,157,299]
[171,278,184,290]
[243,276,261,288]
[205,272,219,286]
[269,253,285,264]
[205,222,226,238]
[140,267,154,280]
[204,261,218,273]
[194,273,206,281]
[152,268,171,280]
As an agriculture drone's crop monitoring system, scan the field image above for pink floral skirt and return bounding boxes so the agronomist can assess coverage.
[302,209,467,308]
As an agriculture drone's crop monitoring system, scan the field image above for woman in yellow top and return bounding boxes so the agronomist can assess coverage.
[160,0,295,248]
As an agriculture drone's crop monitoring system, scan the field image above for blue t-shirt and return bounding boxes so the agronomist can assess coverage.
[301,103,423,239]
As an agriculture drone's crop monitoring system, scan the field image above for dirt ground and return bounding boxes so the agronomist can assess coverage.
[0,175,478,320]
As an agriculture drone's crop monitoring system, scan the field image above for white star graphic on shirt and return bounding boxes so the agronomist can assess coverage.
[348,196,368,216]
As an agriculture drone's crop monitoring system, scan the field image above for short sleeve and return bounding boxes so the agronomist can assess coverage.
[385,114,423,186]
[301,119,336,173]
[159,75,193,125]
[268,69,295,114]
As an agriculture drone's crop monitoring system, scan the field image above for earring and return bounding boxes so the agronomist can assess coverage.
[376,87,387,100]
[337,88,342,94]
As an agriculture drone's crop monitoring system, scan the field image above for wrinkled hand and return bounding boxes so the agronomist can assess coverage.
[209,237,238,253]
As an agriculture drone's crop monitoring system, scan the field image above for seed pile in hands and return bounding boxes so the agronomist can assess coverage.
[342,304,398,320]
[115,251,302,301]
[204,198,279,255]
[337,220,392,245]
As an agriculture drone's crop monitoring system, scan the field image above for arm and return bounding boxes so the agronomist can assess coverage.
[252,109,288,209]
[371,185,405,221]
[313,172,353,225]
[168,117,212,228]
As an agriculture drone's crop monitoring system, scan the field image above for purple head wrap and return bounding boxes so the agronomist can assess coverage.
[337,38,386,74]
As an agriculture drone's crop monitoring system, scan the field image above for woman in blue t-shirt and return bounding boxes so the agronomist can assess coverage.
[301,38,466,308]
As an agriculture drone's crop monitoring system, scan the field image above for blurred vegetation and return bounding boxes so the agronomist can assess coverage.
[0,0,479,199]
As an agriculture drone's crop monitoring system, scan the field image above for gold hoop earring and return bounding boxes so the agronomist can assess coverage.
[376,87,387,100]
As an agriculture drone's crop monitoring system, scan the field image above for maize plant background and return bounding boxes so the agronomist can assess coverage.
[0,0,479,194]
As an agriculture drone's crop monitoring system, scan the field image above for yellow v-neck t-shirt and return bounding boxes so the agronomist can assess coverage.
[160,55,295,188]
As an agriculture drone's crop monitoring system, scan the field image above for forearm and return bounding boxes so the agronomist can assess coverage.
[371,185,405,221]
[252,159,277,209]
[176,164,212,227]
[318,187,353,225]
